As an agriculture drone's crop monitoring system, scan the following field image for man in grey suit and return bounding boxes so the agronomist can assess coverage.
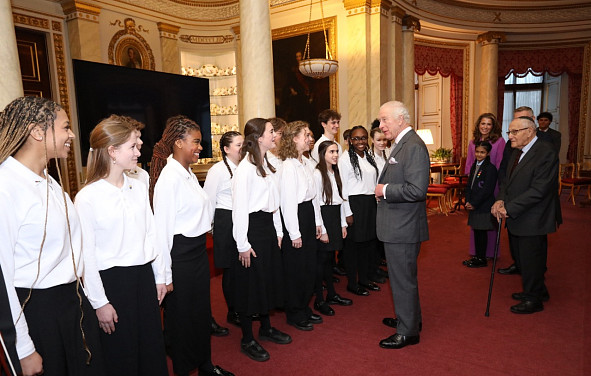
[492,116,559,314]
[375,101,430,349]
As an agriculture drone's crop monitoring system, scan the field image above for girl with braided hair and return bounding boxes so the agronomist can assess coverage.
[150,115,233,376]
[203,131,244,327]
[74,115,168,376]
[232,118,291,362]
[0,96,105,376]
[338,125,381,296]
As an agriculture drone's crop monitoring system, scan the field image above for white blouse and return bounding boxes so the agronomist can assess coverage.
[74,175,165,309]
[280,157,323,240]
[0,157,83,359]
[232,154,283,253]
[125,166,150,187]
[339,151,378,196]
[313,169,348,232]
[311,135,342,165]
[372,147,390,175]
[266,150,282,171]
[203,159,237,211]
[153,156,213,283]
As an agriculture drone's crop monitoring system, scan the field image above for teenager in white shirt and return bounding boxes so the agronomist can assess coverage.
[313,141,353,316]
[311,109,342,163]
[203,131,243,327]
[339,125,381,296]
[0,96,105,376]
[232,118,292,362]
[370,126,390,173]
[266,117,286,171]
[122,116,150,187]
[150,116,233,376]
[75,115,167,376]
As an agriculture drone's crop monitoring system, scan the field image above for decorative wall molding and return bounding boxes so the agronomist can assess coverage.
[402,15,420,32]
[158,22,180,40]
[179,34,235,44]
[13,13,49,30]
[477,31,506,46]
[61,1,101,23]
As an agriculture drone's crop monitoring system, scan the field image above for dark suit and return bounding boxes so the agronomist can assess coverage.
[497,138,559,303]
[465,158,497,216]
[537,128,561,155]
[377,129,430,336]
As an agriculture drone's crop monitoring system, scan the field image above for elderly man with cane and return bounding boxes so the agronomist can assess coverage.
[491,116,559,314]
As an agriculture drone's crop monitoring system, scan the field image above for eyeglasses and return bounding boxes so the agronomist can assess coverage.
[506,127,530,136]
[350,136,368,141]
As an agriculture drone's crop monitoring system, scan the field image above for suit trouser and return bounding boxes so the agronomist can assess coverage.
[509,232,548,303]
[384,242,422,336]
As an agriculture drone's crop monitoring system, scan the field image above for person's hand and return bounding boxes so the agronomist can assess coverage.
[239,249,256,268]
[166,283,174,293]
[375,184,385,200]
[156,284,167,305]
[465,202,474,210]
[342,227,347,239]
[491,200,504,217]
[346,215,354,226]
[319,233,329,243]
[20,351,43,376]
[292,237,302,249]
[277,236,282,249]
[96,303,118,334]
[315,226,322,239]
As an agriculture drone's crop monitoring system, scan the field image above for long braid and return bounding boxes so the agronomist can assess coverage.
[348,146,361,179]
[365,149,379,180]
[220,131,241,178]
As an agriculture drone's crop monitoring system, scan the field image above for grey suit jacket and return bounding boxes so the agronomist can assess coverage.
[376,129,430,244]
[497,138,559,236]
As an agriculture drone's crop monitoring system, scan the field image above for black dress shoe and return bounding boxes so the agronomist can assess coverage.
[314,301,335,316]
[466,257,487,268]
[199,365,235,376]
[258,327,292,344]
[287,320,313,331]
[333,266,347,276]
[359,282,381,291]
[512,291,550,302]
[379,333,420,349]
[498,263,521,275]
[382,317,423,332]
[226,311,240,327]
[240,340,270,362]
[327,294,352,306]
[308,313,323,324]
[347,286,369,296]
[510,300,544,314]
[462,256,479,266]
[211,318,229,337]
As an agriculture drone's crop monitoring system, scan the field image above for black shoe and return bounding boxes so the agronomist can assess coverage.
[347,286,369,296]
[211,318,229,337]
[199,365,235,376]
[314,301,335,316]
[510,300,544,314]
[379,333,420,349]
[382,317,423,332]
[462,256,479,266]
[369,276,387,284]
[466,257,487,268]
[333,266,347,276]
[333,276,340,283]
[259,327,292,344]
[287,320,313,331]
[226,311,240,327]
[308,313,323,324]
[359,282,381,291]
[240,340,270,362]
[327,294,353,306]
[498,263,521,275]
[512,291,550,302]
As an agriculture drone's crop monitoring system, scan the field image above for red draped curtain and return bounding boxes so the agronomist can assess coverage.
[415,45,464,162]
[497,47,584,162]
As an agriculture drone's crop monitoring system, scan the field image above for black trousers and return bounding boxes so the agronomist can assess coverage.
[509,232,549,303]
[314,250,336,303]
[473,229,488,259]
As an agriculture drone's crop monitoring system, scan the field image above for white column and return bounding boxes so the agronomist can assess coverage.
[402,15,420,125]
[477,32,505,116]
[0,0,24,109]
[239,0,275,120]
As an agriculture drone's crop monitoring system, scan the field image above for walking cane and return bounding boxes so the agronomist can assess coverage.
[485,218,503,317]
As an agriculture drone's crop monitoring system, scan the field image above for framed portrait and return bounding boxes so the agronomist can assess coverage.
[272,18,337,140]
[108,18,155,70]
[115,38,145,69]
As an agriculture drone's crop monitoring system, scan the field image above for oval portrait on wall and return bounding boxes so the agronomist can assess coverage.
[115,38,147,69]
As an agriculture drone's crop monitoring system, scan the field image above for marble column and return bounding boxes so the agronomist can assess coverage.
[389,6,405,102]
[0,0,24,108]
[239,0,275,120]
[402,15,420,125]
[61,1,101,62]
[477,32,505,116]
[369,1,391,119]
[231,25,244,129]
[158,22,180,74]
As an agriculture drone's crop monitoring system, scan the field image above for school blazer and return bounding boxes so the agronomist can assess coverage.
[465,158,497,214]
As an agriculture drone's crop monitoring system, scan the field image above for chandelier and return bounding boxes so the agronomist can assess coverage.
[299,0,338,79]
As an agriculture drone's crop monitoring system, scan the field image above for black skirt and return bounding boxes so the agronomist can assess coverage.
[232,211,285,315]
[318,204,344,251]
[348,194,377,242]
[213,208,237,269]
[163,233,211,375]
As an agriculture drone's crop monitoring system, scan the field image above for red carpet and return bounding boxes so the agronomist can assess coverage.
[171,192,591,375]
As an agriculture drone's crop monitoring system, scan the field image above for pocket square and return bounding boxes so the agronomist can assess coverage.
[388,157,398,164]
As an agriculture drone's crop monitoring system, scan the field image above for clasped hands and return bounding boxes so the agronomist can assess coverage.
[491,200,507,221]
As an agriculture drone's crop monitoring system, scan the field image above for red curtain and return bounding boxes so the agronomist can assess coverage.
[450,74,463,163]
[498,47,584,162]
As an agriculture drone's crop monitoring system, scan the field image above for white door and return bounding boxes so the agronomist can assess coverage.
[417,73,442,153]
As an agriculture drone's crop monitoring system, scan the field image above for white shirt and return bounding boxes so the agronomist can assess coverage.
[0,157,83,359]
[372,147,390,174]
[204,159,237,211]
[519,135,539,161]
[232,154,283,252]
[313,169,348,232]
[153,156,213,283]
[280,157,323,240]
[266,150,282,171]
[75,175,165,309]
[311,134,342,165]
[339,151,378,196]
[125,166,150,187]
